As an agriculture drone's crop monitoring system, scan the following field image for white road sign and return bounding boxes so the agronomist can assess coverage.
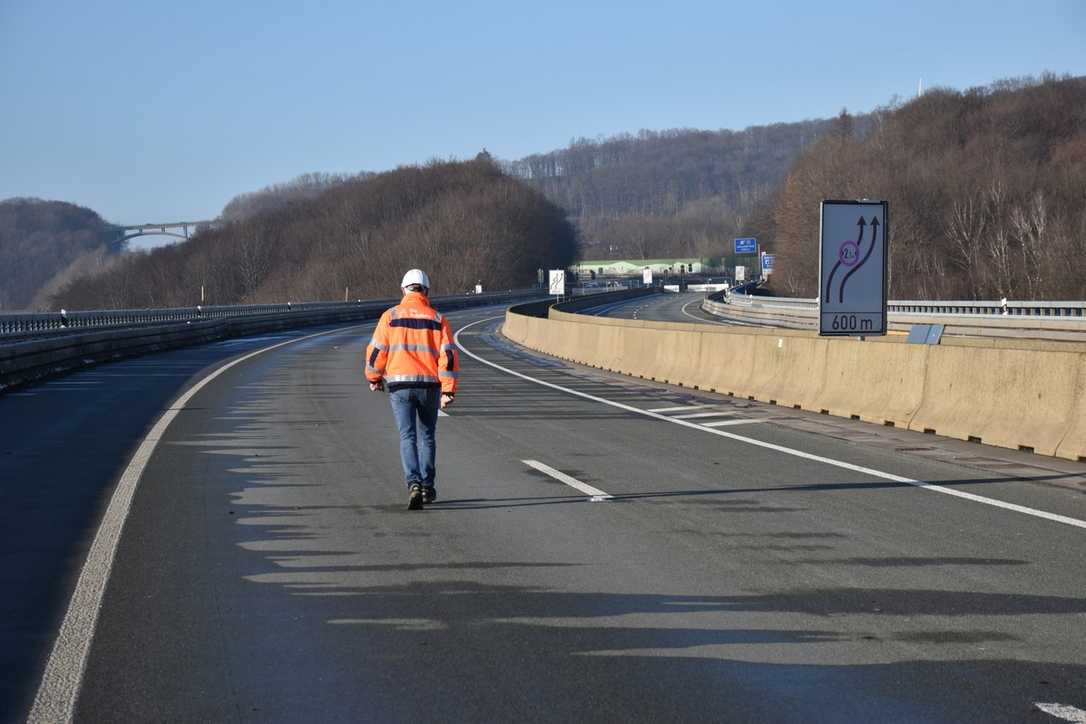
[642,268,652,285]
[819,200,888,336]
[735,265,746,282]
[548,269,566,296]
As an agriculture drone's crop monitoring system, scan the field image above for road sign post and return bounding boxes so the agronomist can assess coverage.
[548,269,566,300]
[818,200,888,336]
[735,237,760,281]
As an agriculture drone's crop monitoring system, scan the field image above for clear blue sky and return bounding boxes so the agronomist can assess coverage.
[2,0,1084,237]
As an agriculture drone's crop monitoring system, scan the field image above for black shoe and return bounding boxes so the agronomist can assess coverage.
[407,484,424,510]
[422,486,437,504]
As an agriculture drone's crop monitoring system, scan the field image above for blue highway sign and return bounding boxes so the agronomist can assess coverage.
[734,237,757,254]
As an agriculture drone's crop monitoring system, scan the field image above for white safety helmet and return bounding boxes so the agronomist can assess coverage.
[400,268,431,290]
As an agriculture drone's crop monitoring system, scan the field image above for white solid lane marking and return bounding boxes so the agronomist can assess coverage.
[701,418,765,427]
[648,404,712,413]
[28,323,370,724]
[672,411,733,420]
[456,316,1086,532]
[213,335,292,347]
[680,299,733,325]
[681,298,760,327]
[1036,702,1086,723]
[523,459,612,501]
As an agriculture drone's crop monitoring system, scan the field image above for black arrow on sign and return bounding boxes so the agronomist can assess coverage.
[839,216,878,304]
[824,216,866,303]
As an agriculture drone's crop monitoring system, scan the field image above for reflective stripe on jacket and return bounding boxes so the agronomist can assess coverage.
[365,291,459,394]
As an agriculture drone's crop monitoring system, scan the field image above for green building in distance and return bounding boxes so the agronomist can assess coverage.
[569,258,722,276]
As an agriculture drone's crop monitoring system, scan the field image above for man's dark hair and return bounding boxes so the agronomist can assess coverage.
[405,283,428,293]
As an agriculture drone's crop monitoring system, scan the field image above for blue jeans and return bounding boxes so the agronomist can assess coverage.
[388,387,440,489]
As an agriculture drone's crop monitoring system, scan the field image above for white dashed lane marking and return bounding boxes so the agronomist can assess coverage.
[456,316,1086,532]
[672,411,738,420]
[523,460,612,502]
[701,418,765,428]
[1036,702,1086,723]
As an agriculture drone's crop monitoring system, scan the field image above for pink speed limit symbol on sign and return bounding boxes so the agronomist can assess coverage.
[838,240,860,266]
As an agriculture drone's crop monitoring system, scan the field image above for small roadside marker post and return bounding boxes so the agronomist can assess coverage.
[549,269,566,303]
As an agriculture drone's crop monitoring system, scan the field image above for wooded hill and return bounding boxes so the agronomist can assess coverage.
[767,74,1086,300]
[0,198,124,311]
[21,74,1086,310]
[220,172,373,223]
[507,117,866,261]
[53,158,577,309]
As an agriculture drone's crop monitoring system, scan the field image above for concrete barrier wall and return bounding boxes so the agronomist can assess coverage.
[911,344,1082,456]
[1,292,545,391]
[503,304,1086,461]
[0,309,375,390]
[1056,356,1086,460]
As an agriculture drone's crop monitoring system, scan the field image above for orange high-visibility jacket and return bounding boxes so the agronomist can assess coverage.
[365,291,459,394]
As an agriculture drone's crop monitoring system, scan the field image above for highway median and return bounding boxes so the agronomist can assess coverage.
[502,291,1086,461]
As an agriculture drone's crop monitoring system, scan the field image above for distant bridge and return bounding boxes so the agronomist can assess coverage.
[120,220,218,244]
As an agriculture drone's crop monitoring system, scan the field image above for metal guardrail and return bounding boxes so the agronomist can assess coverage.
[0,289,539,339]
[890,300,1086,317]
[569,281,643,296]
[719,293,1086,318]
[701,291,1086,342]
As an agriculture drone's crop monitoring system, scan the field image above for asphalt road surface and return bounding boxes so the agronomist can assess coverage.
[4,297,1086,723]
[586,289,762,325]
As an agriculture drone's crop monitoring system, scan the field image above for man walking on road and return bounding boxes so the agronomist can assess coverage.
[365,269,459,510]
